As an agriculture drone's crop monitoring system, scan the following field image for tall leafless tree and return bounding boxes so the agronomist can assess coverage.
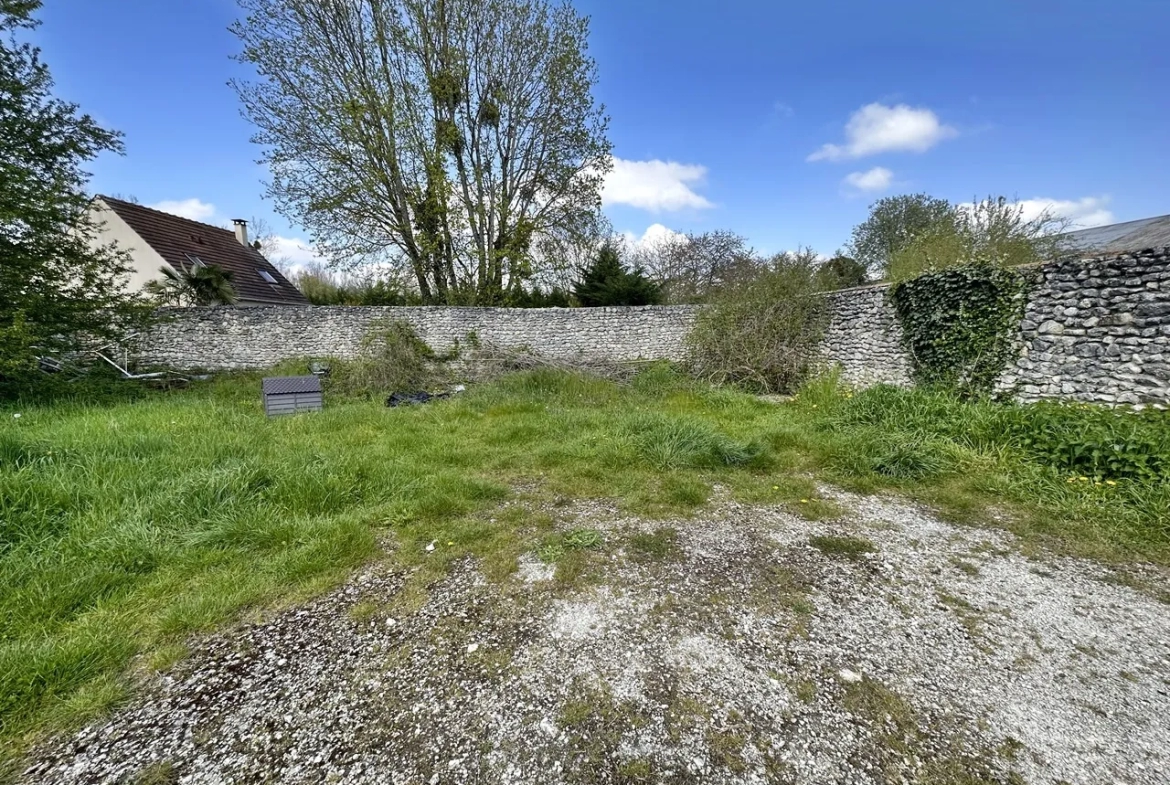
[632,230,762,304]
[231,0,611,304]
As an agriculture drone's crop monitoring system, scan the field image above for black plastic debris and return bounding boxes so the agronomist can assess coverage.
[386,385,465,408]
[386,391,446,407]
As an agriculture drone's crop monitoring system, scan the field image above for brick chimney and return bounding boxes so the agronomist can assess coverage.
[232,218,249,247]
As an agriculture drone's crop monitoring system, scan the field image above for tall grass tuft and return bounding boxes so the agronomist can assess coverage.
[624,412,766,470]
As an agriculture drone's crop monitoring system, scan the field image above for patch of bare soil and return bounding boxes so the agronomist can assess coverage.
[20,491,1170,785]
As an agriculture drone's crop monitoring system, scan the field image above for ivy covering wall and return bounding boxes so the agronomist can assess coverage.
[888,264,1030,395]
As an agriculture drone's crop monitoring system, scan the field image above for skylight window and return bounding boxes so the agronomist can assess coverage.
[185,253,206,270]
[257,269,278,284]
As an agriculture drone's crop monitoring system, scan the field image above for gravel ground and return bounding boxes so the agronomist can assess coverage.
[19,489,1170,785]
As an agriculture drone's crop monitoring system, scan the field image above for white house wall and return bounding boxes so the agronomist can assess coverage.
[89,198,174,292]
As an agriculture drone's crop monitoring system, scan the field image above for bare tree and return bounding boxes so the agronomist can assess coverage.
[232,216,286,270]
[526,211,612,294]
[632,230,761,304]
[231,0,611,305]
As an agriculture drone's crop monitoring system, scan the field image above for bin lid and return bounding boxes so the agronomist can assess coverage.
[262,375,322,395]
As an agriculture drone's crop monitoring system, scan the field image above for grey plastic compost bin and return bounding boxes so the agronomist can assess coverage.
[262,375,323,417]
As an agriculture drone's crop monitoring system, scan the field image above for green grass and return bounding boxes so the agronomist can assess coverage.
[841,676,1017,784]
[1,363,1168,764]
[127,761,179,785]
[626,527,679,563]
[793,381,1170,560]
[0,367,774,755]
[809,534,877,561]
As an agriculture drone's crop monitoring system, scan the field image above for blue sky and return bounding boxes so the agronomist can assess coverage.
[32,0,1170,264]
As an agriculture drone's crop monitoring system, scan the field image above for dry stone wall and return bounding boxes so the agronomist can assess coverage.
[818,285,913,387]
[137,305,701,370]
[1001,248,1170,404]
[818,247,1170,406]
[136,248,1170,405]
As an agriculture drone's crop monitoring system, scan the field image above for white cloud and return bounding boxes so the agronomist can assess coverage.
[809,103,957,162]
[603,158,714,212]
[1010,196,1114,229]
[148,198,218,222]
[262,235,328,273]
[619,223,687,252]
[843,167,894,193]
[773,101,795,118]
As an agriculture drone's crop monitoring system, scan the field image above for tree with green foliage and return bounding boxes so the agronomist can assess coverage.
[887,196,1073,282]
[816,254,869,289]
[881,196,1073,396]
[506,285,573,308]
[0,0,149,389]
[231,0,611,305]
[143,264,240,306]
[848,194,958,276]
[574,243,661,307]
[288,263,418,306]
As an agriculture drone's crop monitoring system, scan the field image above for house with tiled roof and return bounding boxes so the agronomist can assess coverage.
[90,196,309,306]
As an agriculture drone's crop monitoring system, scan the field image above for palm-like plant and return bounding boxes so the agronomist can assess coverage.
[145,263,239,306]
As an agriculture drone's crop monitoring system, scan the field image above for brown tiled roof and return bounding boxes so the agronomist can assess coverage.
[99,196,310,305]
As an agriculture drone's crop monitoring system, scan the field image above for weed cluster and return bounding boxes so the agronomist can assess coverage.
[327,319,450,398]
[809,535,877,561]
[813,382,1170,484]
[1016,402,1168,482]
[537,528,603,564]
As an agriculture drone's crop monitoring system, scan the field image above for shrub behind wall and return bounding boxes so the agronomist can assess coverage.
[686,253,828,394]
